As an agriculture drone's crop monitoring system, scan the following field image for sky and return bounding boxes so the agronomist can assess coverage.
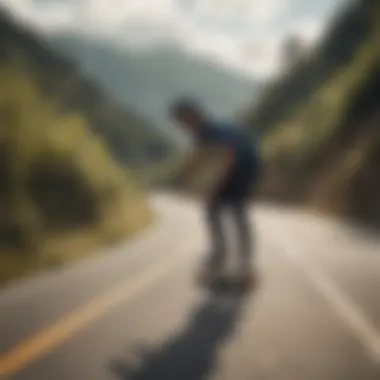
[0,0,349,78]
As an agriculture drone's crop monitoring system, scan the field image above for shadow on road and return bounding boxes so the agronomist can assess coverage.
[110,289,251,380]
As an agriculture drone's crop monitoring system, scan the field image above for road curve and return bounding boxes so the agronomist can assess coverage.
[0,193,379,380]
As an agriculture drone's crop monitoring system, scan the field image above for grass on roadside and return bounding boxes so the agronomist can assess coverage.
[0,191,155,286]
[0,62,156,287]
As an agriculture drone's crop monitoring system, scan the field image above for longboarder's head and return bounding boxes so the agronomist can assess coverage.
[169,97,206,132]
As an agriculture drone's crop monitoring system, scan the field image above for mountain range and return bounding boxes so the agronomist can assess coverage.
[46,34,260,136]
[0,9,176,167]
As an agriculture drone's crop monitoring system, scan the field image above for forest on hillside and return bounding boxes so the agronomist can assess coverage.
[247,0,380,228]
[0,10,161,284]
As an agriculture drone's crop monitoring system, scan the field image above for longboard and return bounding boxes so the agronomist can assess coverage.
[198,274,255,294]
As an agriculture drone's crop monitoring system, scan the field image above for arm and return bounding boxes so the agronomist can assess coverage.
[182,147,204,187]
[205,144,236,199]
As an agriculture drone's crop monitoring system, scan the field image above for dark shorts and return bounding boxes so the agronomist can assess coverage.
[214,163,260,202]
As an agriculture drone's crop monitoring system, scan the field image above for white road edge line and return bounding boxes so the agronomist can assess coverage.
[277,236,380,365]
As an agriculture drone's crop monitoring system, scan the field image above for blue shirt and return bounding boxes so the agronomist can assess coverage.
[196,120,260,183]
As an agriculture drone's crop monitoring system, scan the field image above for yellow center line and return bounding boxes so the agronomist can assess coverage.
[0,239,196,378]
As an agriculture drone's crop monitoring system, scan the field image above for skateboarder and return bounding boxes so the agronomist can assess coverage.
[170,98,261,287]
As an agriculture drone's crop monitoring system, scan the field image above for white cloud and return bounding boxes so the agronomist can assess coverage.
[290,17,325,43]
[248,0,288,24]
[0,0,345,78]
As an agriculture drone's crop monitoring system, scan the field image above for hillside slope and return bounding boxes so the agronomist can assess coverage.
[247,0,380,227]
[0,11,155,284]
[0,10,174,169]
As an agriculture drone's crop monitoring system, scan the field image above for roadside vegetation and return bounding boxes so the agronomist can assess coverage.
[0,64,154,285]
[246,0,380,227]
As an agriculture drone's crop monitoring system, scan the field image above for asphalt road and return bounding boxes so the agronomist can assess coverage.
[0,193,380,380]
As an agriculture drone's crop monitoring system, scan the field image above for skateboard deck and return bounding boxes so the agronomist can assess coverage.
[198,274,255,294]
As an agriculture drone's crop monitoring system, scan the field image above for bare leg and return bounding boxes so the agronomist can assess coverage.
[204,198,227,272]
[230,199,253,272]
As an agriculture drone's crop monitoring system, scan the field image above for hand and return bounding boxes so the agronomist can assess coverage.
[203,184,219,204]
